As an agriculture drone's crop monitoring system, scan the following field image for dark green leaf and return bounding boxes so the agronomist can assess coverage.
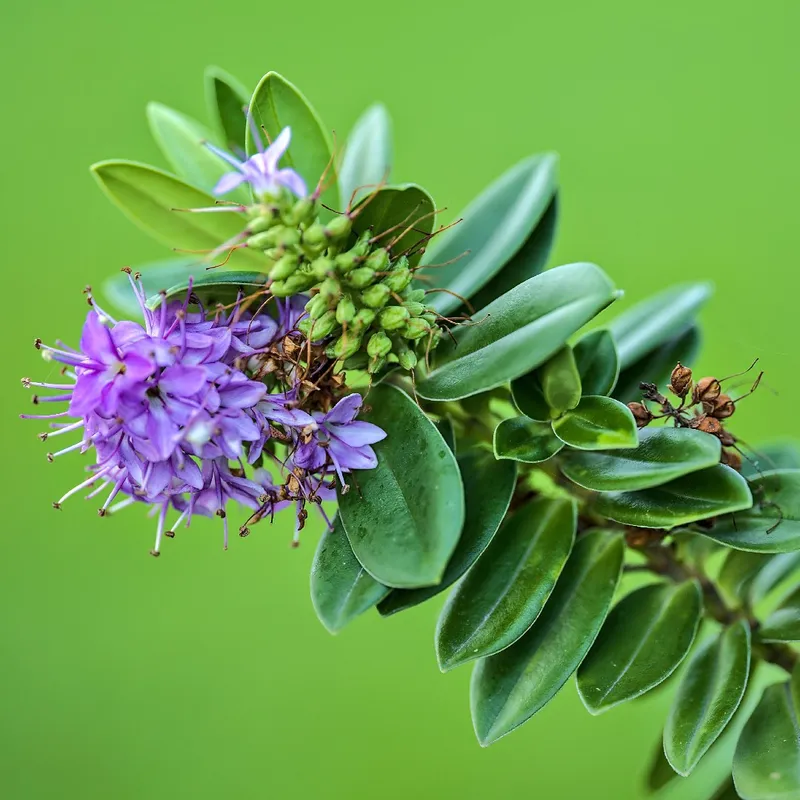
[339,104,392,208]
[560,427,722,492]
[595,465,753,529]
[470,531,624,745]
[749,553,800,605]
[511,370,552,422]
[146,270,268,309]
[743,442,800,479]
[646,738,681,792]
[102,257,196,316]
[664,621,751,776]
[609,283,712,370]
[416,263,618,401]
[711,778,740,800]
[246,72,337,214]
[705,470,800,553]
[573,329,619,397]
[310,516,389,634]
[540,346,581,414]
[351,184,434,267]
[337,385,464,588]
[493,417,564,464]
[468,196,558,312]
[733,679,800,799]
[552,395,638,450]
[577,580,703,713]
[91,160,263,268]
[420,154,558,315]
[434,417,456,454]
[758,586,800,642]
[435,497,576,672]
[378,452,516,616]
[204,65,250,152]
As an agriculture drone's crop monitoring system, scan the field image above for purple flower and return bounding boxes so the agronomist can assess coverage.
[207,127,307,199]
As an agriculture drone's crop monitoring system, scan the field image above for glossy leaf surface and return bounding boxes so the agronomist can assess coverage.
[339,104,392,208]
[540,346,581,414]
[758,586,800,642]
[204,65,250,152]
[573,329,619,397]
[511,370,552,422]
[493,417,564,464]
[552,396,638,450]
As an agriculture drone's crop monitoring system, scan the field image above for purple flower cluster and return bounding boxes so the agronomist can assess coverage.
[22,273,386,555]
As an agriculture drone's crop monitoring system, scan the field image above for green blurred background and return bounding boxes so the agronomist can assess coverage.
[3,1,798,797]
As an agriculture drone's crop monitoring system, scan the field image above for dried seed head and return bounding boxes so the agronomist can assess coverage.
[692,377,721,405]
[691,415,723,435]
[706,393,736,420]
[721,448,743,471]
[627,401,653,428]
[669,363,693,398]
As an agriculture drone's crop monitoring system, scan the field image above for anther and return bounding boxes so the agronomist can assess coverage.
[97,508,106,517]
[46,453,54,463]
[149,549,161,557]
[34,338,42,349]
[21,377,32,388]
[38,432,48,441]
[52,502,62,510]
[239,527,250,538]
[164,531,176,539]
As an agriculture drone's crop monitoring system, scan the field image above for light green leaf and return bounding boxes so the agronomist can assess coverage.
[337,385,464,588]
[552,395,638,450]
[646,738,681,792]
[246,71,337,214]
[560,427,722,492]
[204,65,250,152]
[416,263,618,401]
[91,160,263,268]
[420,154,558,315]
[470,531,624,745]
[339,104,392,208]
[310,516,389,634]
[435,497,576,672]
[540,346,581,415]
[146,270,268,309]
[733,680,800,799]
[493,417,564,464]
[664,621,751,776]
[743,443,800,479]
[719,550,800,606]
[609,283,712,369]
[378,452,516,616]
[704,470,800,553]
[577,580,702,714]
[573,329,619,397]
[102,257,197,317]
[748,553,800,605]
[511,369,552,422]
[758,586,800,642]
[595,465,753,529]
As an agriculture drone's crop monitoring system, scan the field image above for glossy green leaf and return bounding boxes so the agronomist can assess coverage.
[609,283,712,369]
[339,104,392,208]
[719,550,800,606]
[420,154,558,315]
[560,427,722,492]
[664,621,751,776]
[378,452,516,616]
[91,160,263,268]
[468,196,558,312]
[102,257,196,316]
[310,517,389,634]
[705,470,800,553]
[470,531,624,745]
[434,417,456,454]
[577,580,702,714]
[493,417,564,464]
[511,370,552,422]
[146,270,268,309]
[743,442,800,479]
[758,586,800,642]
[613,325,701,404]
[435,497,576,672]
[146,102,247,202]
[748,552,800,605]
[540,346,581,414]
[573,329,619,397]
[646,739,681,792]
[733,679,800,799]
[204,65,250,152]
[416,263,618,401]
[351,184,434,267]
[595,465,753,529]
[246,72,337,214]
[337,384,464,589]
[552,395,638,450]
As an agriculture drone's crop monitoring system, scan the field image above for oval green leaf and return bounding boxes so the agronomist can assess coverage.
[704,470,800,553]
[609,283,712,370]
[665,621,751,776]
[719,550,800,606]
[560,427,722,492]
[540,346,581,414]
[337,384,464,589]
[511,369,552,422]
[420,154,558,315]
[594,465,753,529]
[435,497,576,672]
[733,680,800,799]
[339,104,392,208]
[758,586,800,642]
[552,395,638,450]
[493,417,564,464]
[577,580,702,714]
[102,257,197,317]
[310,516,389,634]
[204,65,250,152]
[378,452,516,616]
[91,160,263,268]
[573,329,619,397]
[416,262,618,401]
[146,270,268,309]
[470,531,624,746]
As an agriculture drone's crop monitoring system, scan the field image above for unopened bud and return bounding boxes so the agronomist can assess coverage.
[302,223,327,248]
[310,310,338,340]
[250,225,300,250]
[335,250,361,273]
[309,256,335,281]
[367,331,393,358]
[403,301,425,316]
[319,277,341,302]
[365,248,390,272]
[361,283,391,309]
[247,214,276,235]
[379,306,410,330]
[353,308,376,329]
[669,363,693,398]
[336,295,356,325]
[627,402,653,428]
[347,267,376,289]
[272,271,315,297]
[343,352,370,370]
[368,355,387,374]
[328,333,363,360]
[305,294,329,320]
[692,377,721,405]
[285,197,317,227]
[403,318,431,340]
[405,288,426,303]
[398,349,418,371]
[325,214,353,241]
[383,268,412,292]
[269,253,299,281]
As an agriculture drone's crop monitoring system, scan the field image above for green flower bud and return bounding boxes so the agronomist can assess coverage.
[325,214,353,241]
[403,317,431,340]
[343,352,370,370]
[302,223,327,248]
[272,271,315,297]
[269,253,299,281]
[365,248,390,272]
[353,308,376,328]
[246,214,276,235]
[335,250,362,274]
[383,268,412,292]
[284,197,317,227]
[319,277,341,302]
[379,306,410,330]
[248,226,300,251]
[353,230,372,256]
[367,331,393,358]
[336,295,356,325]
[347,267,376,289]
[403,301,425,316]
[327,333,363,360]
[405,288,426,303]
[309,310,338,340]
[297,316,313,336]
[247,231,275,250]
[309,256,336,281]
[305,293,329,320]
[398,349,418,371]
[422,312,437,324]
[361,283,391,308]
[368,355,386,374]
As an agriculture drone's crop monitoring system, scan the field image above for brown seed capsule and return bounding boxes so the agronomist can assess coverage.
[721,448,743,471]
[692,377,721,405]
[690,415,723,435]
[719,429,736,448]
[627,401,654,428]
[669,362,693,398]
[705,393,736,420]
